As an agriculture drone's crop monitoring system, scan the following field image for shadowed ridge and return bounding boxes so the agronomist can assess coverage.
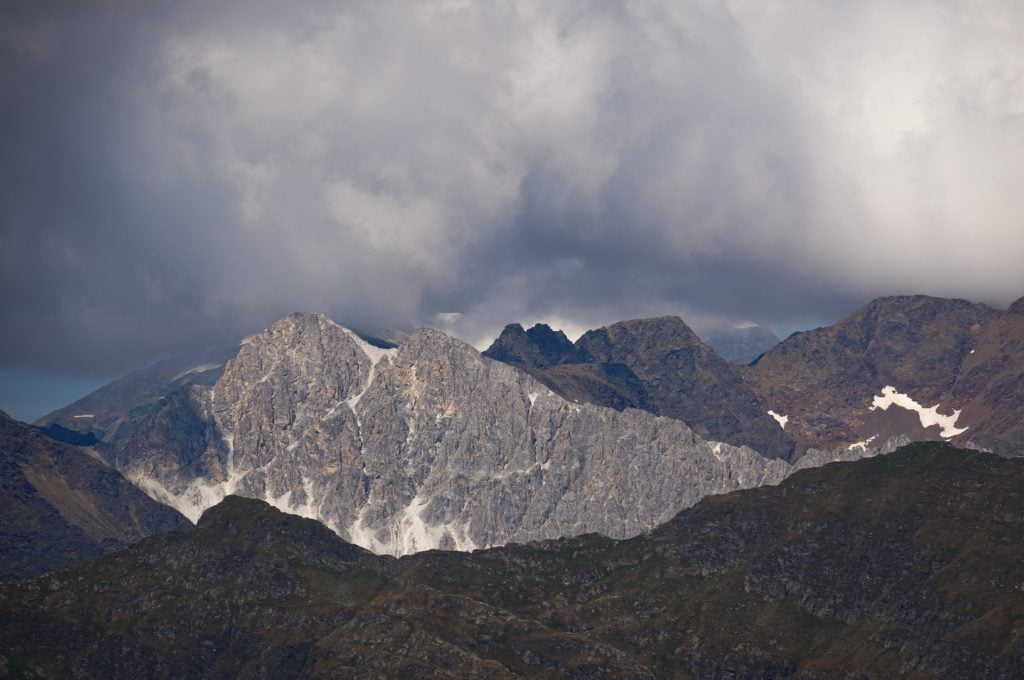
[482,322,573,369]
[562,315,703,365]
[657,440,1000,538]
[484,315,795,459]
[0,412,190,581]
[196,495,389,567]
[190,493,393,577]
[196,493,304,528]
[551,315,794,459]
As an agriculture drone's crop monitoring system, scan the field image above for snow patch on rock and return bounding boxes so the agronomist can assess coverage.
[344,496,477,556]
[767,410,789,429]
[338,326,398,366]
[848,435,878,452]
[129,474,227,524]
[169,363,221,383]
[870,385,968,438]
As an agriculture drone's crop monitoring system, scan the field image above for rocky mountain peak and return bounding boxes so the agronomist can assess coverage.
[399,325,480,360]
[742,293,1023,456]
[1009,295,1024,315]
[214,312,379,434]
[482,322,573,368]
[482,315,794,459]
[106,311,905,556]
[564,315,702,364]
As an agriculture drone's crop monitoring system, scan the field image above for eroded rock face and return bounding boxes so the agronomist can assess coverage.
[115,313,894,556]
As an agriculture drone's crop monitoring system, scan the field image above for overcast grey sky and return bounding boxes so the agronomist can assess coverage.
[2,1,1023,418]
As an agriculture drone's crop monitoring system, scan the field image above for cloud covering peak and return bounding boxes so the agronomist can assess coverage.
[2,0,1023,372]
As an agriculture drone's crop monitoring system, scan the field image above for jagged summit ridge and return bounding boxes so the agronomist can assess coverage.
[115,312,893,557]
[485,322,574,368]
[484,315,795,459]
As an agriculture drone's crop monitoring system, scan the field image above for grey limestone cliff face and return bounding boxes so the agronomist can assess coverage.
[115,313,897,556]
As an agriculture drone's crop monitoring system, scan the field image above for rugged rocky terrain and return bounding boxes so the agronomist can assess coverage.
[1,442,1020,678]
[484,317,793,459]
[106,313,878,556]
[0,411,189,581]
[742,295,1024,456]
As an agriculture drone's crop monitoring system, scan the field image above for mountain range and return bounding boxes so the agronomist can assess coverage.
[2,292,1023,675]
[92,313,882,556]
[10,294,1020,563]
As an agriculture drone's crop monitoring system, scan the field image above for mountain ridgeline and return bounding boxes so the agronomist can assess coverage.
[3,295,1022,676]
[1,442,1020,678]
[35,344,237,443]
[20,293,1024,566]
[483,317,794,459]
[96,313,886,558]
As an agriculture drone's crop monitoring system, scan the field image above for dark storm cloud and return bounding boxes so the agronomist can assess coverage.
[2,0,1023,372]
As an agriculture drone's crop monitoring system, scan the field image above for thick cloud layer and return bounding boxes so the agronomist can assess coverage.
[2,0,1023,372]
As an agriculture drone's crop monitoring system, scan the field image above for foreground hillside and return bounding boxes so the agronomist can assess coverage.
[2,442,1020,678]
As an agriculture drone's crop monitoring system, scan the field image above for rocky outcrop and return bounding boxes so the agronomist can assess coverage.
[485,316,795,459]
[482,322,574,369]
[743,295,1024,457]
[112,313,883,556]
[0,411,190,581]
